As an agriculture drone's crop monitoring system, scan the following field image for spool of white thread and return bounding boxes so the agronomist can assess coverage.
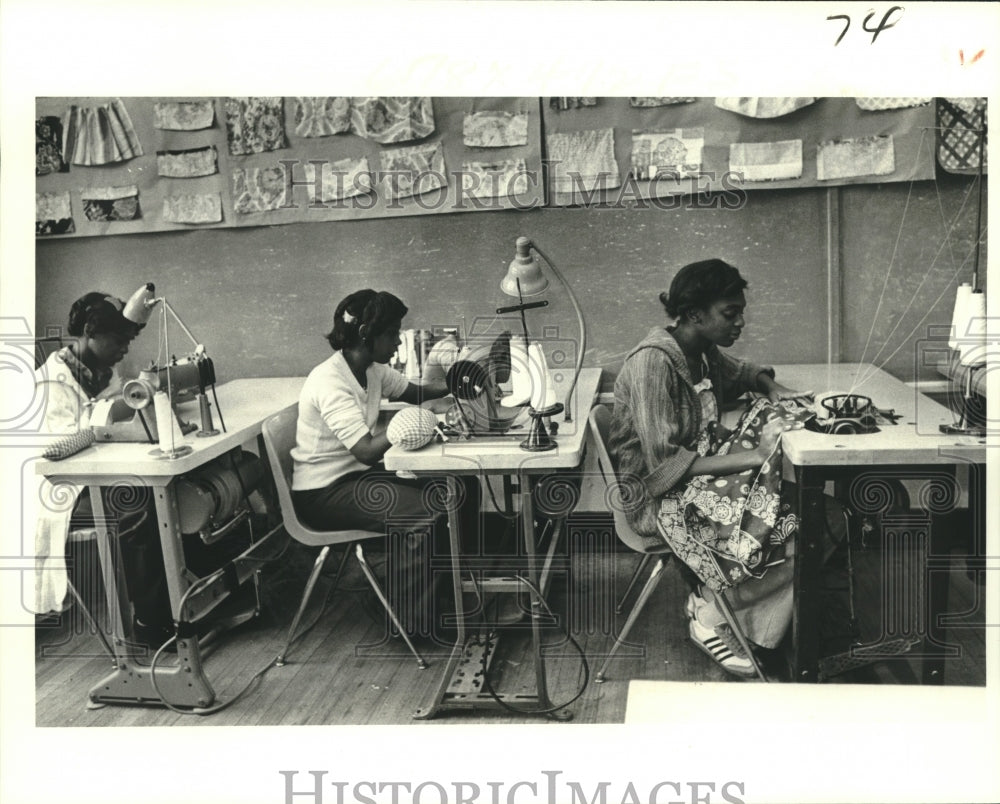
[959,290,988,367]
[153,391,184,452]
[527,342,557,410]
[502,337,532,407]
[948,283,972,350]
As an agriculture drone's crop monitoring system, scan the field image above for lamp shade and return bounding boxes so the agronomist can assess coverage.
[123,282,158,326]
[500,236,549,297]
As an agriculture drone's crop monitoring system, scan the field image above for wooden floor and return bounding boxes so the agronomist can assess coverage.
[35,514,986,727]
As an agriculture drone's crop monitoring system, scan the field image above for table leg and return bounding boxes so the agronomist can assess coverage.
[413,475,467,719]
[88,481,216,709]
[793,467,826,682]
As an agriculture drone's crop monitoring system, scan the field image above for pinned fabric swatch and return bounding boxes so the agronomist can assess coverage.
[162,193,222,224]
[855,97,932,111]
[629,97,696,107]
[461,159,529,199]
[729,140,803,182]
[937,98,988,175]
[61,99,143,165]
[156,146,218,178]
[232,166,288,214]
[81,185,141,222]
[817,136,895,181]
[548,129,620,194]
[549,98,598,111]
[36,116,68,175]
[350,97,435,144]
[462,112,529,147]
[379,142,447,199]
[302,156,373,203]
[224,97,288,156]
[153,100,215,130]
[292,97,351,137]
[630,129,704,180]
[36,191,74,236]
[714,97,815,119]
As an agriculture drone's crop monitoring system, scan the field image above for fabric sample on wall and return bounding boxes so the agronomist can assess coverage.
[629,97,696,107]
[224,97,288,156]
[816,136,895,181]
[61,99,143,165]
[292,97,351,137]
[937,98,988,175]
[855,97,932,111]
[153,100,215,130]
[156,146,218,178]
[232,166,288,214]
[80,185,141,222]
[729,140,803,182]
[302,156,372,203]
[714,97,815,119]
[462,112,529,147]
[461,159,529,199]
[630,129,704,180]
[36,116,68,175]
[547,128,620,194]
[549,97,598,111]
[162,193,223,224]
[349,97,435,144]
[379,142,447,199]
[36,191,74,235]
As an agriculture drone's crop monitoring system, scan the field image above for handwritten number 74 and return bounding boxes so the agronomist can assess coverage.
[828,6,904,46]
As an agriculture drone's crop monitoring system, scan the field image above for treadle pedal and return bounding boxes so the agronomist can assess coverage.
[447,633,498,695]
[818,638,919,680]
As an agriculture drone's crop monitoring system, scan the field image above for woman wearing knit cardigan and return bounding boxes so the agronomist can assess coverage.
[609,259,822,677]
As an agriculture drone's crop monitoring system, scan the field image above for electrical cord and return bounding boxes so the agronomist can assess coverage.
[477,572,589,717]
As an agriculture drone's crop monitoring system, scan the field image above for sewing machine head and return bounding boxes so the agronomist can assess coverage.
[804,391,900,435]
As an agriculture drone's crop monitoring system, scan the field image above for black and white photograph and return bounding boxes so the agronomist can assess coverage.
[2,2,998,804]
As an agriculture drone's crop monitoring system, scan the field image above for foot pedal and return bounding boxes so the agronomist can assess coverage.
[818,637,919,681]
[447,633,498,695]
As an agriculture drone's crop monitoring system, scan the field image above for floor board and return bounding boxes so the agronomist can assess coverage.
[35,517,987,727]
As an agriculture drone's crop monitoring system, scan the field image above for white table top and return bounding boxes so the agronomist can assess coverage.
[37,377,304,481]
[772,363,985,467]
[384,368,603,474]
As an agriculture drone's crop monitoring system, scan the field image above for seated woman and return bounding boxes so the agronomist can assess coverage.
[291,289,481,640]
[610,259,839,677]
[35,291,173,648]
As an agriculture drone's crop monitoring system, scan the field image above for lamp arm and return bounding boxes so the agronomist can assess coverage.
[162,298,202,350]
[532,242,585,422]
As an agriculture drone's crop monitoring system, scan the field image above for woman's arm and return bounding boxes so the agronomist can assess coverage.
[347,431,393,466]
[755,371,812,404]
[682,417,801,480]
[397,380,448,406]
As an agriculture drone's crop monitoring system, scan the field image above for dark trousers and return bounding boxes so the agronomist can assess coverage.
[293,468,484,636]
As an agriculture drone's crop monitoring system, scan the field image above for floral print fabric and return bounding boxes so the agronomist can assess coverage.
[656,394,811,592]
[224,97,287,156]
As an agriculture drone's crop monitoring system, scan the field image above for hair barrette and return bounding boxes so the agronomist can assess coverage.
[343,311,357,324]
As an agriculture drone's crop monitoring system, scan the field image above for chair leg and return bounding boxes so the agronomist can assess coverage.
[275,545,331,667]
[616,553,653,614]
[714,589,768,682]
[354,544,428,670]
[595,556,667,683]
[327,541,354,597]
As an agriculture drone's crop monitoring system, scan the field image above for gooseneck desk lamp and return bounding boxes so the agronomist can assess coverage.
[497,237,587,451]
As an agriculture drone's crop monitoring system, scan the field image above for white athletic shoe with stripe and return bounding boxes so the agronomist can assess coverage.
[688,616,756,677]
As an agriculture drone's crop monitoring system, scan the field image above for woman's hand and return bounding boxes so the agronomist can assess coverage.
[758,373,814,405]
[754,417,803,461]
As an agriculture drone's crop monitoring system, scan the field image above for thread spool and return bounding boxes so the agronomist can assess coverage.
[502,337,531,407]
[948,282,973,350]
[959,290,988,367]
[527,342,557,410]
[152,391,191,458]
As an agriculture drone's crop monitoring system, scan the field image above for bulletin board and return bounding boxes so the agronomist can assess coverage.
[34,96,544,238]
[541,97,939,206]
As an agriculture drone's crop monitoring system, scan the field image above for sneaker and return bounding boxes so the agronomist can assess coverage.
[684,588,708,620]
[688,617,757,678]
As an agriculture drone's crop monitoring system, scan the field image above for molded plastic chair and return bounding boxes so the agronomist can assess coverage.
[587,404,766,682]
[261,405,427,669]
